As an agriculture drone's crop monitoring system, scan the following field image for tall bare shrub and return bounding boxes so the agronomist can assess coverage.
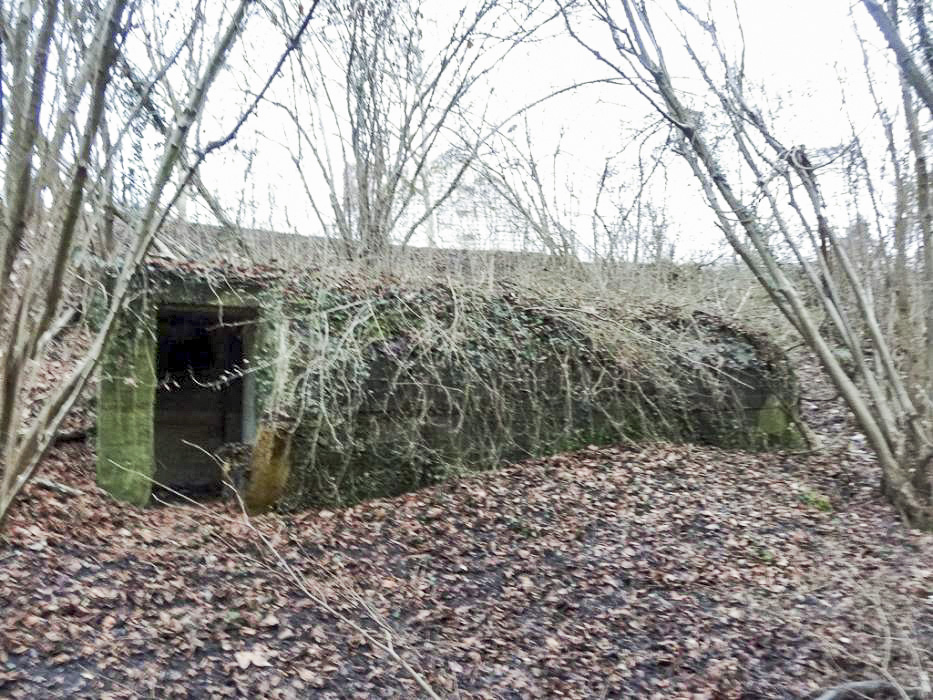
[560,0,933,529]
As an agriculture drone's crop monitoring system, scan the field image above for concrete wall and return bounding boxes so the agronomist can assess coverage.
[96,299,156,506]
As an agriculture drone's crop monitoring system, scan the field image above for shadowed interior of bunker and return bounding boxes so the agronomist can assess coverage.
[154,307,257,498]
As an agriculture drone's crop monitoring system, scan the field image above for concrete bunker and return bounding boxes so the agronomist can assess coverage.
[153,307,257,498]
[96,259,799,511]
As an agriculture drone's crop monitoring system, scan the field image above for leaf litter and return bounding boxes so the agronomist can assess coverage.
[0,356,931,698]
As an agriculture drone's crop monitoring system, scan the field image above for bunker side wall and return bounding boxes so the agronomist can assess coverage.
[96,296,156,505]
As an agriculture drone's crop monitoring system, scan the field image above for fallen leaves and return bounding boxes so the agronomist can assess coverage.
[0,396,930,698]
[259,613,279,628]
[235,646,273,670]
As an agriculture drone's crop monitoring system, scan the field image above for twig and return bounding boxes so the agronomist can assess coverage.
[815,680,922,700]
[33,477,82,497]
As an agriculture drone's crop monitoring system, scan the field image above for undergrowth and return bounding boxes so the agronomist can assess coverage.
[241,267,802,510]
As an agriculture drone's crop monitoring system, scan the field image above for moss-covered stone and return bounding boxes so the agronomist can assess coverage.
[753,394,803,448]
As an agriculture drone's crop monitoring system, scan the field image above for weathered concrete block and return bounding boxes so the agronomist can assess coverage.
[96,305,156,505]
[244,422,292,514]
[94,263,800,511]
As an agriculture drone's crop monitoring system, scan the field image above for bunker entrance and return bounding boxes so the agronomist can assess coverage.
[154,307,257,499]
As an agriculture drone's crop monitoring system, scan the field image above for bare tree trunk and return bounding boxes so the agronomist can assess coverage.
[0,0,321,527]
[863,0,933,114]
[561,0,933,528]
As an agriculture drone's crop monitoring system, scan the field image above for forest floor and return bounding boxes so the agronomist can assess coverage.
[1,358,931,699]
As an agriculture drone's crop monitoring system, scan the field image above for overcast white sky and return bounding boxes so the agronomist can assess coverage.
[186,0,903,261]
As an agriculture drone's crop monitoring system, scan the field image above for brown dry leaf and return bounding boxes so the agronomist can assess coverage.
[234,646,272,670]
[4,398,931,699]
[296,667,318,682]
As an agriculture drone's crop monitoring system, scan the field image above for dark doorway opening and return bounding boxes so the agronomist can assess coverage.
[154,307,257,499]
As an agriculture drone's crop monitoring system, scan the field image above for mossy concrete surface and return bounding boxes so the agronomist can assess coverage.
[278,288,803,510]
[94,263,801,511]
[755,394,803,447]
[244,422,293,514]
[96,308,156,506]
[95,263,273,505]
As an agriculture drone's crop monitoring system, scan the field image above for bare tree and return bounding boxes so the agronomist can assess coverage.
[473,113,677,266]
[269,0,545,258]
[476,120,582,257]
[591,124,673,265]
[0,0,320,526]
[560,0,933,529]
